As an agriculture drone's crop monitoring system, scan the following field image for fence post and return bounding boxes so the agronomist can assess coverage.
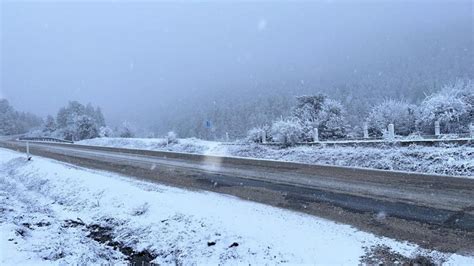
[261,130,267,144]
[363,123,369,139]
[388,124,395,140]
[435,120,440,136]
[225,132,230,142]
[313,128,319,142]
[26,141,31,161]
[470,123,474,139]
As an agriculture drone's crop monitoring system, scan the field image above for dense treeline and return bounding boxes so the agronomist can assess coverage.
[0,99,43,135]
[243,80,473,144]
[10,80,474,143]
[151,80,473,141]
[28,101,107,141]
[29,101,139,141]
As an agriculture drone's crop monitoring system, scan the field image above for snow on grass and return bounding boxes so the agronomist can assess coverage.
[1,148,472,264]
[78,137,474,177]
[227,143,474,177]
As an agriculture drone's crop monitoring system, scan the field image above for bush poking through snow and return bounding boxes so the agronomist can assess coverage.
[278,94,349,141]
[271,120,304,145]
[99,126,114,138]
[366,100,416,137]
[317,99,349,140]
[118,122,135,138]
[416,80,473,134]
[131,202,150,216]
[166,131,178,144]
[246,126,271,143]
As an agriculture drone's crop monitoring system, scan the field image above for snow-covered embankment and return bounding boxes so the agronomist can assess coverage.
[1,148,472,264]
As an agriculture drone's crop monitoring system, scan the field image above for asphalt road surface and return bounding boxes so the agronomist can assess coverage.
[1,139,473,254]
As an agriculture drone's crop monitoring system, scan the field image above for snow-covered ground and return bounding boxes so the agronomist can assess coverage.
[1,148,472,264]
[78,137,474,177]
[79,137,227,155]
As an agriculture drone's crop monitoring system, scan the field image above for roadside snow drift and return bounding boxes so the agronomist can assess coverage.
[1,148,472,264]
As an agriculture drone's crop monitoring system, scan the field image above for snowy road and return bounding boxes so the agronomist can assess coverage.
[1,140,474,254]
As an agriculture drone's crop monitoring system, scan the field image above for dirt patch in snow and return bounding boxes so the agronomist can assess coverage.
[360,244,447,265]
[63,219,156,264]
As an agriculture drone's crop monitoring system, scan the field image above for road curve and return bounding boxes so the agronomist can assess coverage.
[1,140,473,254]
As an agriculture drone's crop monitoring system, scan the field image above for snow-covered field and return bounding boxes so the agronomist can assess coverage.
[78,137,474,177]
[1,148,472,264]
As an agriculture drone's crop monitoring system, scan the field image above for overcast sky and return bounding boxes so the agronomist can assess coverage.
[1,0,472,127]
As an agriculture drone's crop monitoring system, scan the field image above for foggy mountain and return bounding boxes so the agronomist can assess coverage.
[1,1,472,137]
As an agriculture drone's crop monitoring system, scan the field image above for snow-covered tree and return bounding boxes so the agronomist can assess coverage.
[166,131,178,144]
[291,94,348,140]
[0,99,16,135]
[292,95,326,139]
[317,99,349,139]
[0,99,42,135]
[99,126,114,138]
[52,101,106,140]
[42,115,57,133]
[271,119,303,145]
[118,121,135,138]
[246,125,272,143]
[366,99,416,136]
[74,115,99,140]
[94,107,106,128]
[416,80,473,134]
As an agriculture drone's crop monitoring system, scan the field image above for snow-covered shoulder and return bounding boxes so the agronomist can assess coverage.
[78,137,227,155]
[0,148,472,264]
[78,137,473,177]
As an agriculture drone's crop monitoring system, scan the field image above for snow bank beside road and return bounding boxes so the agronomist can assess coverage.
[78,137,474,177]
[227,143,474,177]
[79,137,227,155]
[1,148,471,264]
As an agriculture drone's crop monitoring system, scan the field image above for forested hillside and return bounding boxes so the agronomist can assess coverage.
[0,99,42,135]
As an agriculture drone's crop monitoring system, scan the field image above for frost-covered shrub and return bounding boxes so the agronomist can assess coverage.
[166,131,178,144]
[291,95,348,140]
[246,125,271,143]
[99,126,114,138]
[366,100,416,137]
[318,99,349,140]
[271,120,303,145]
[74,115,98,140]
[118,122,135,138]
[416,80,473,134]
